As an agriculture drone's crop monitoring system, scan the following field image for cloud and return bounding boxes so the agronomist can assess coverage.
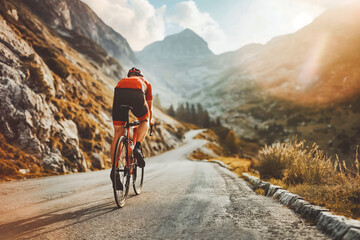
[166,1,227,54]
[219,0,334,52]
[81,0,166,51]
[299,0,355,8]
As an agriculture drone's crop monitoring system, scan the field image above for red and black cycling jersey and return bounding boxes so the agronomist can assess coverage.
[112,76,153,126]
[115,77,153,101]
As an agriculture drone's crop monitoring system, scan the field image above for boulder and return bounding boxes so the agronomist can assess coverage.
[91,153,105,169]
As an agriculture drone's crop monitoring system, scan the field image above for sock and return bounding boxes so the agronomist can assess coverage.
[135,141,141,150]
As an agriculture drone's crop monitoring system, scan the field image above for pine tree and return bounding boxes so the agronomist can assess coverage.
[185,102,191,122]
[216,117,222,126]
[226,130,239,154]
[190,104,196,124]
[196,104,204,126]
[167,105,175,117]
[176,103,186,121]
[203,110,211,128]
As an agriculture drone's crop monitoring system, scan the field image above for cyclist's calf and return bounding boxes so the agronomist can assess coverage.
[137,119,149,143]
[111,126,125,164]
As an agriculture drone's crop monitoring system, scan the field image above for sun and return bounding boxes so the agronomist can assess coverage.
[292,12,313,31]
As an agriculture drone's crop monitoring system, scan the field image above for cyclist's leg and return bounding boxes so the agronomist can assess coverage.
[137,114,149,143]
[131,92,149,167]
[111,88,128,163]
[132,93,149,144]
[111,125,125,164]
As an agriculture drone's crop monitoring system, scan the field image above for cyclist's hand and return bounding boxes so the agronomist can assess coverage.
[150,118,155,126]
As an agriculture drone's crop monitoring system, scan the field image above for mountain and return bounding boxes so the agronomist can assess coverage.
[191,2,360,159]
[22,0,137,67]
[0,0,187,181]
[137,28,214,62]
[136,29,216,99]
[136,28,264,103]
[137,2,360,160]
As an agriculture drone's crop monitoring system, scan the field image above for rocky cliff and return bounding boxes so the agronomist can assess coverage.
[22,0,137,67]
[0,0,186,181]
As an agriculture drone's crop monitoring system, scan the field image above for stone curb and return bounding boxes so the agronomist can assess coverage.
[211,160,232,170]
[242,173,360,240]
[192,159,232,171]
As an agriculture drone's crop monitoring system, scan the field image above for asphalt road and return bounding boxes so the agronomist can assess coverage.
[0,130,329,240]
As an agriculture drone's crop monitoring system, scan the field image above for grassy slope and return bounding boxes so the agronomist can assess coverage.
[257,140,360,220]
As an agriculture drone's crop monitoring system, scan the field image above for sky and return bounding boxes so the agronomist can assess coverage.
[81,0,352,54]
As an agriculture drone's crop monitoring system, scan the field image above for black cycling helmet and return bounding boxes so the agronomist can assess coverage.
[127,67,143,77]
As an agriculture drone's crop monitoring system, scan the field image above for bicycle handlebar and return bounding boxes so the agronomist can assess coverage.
[150,125,154,136]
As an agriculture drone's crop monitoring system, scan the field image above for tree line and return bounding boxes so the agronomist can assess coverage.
[166,103,221,128]
[153,96,244,155]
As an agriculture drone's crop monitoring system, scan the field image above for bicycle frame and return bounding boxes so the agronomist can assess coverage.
[125,124,138,175]
[112,105,148,207]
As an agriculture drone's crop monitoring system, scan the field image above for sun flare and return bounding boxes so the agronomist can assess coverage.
[292,12,313,31]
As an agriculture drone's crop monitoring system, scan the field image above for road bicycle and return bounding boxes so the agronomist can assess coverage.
[112,105,153,208]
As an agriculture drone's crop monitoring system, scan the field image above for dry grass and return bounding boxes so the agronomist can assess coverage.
[213,157,253,176]
[255,188,265,195]
[256,140,360,219]
[194,129,220,142]
[182,122,199,130]
[190,129,257,177]
[0,133,54,181]
[189,148,213,160]
[288,180,360,220]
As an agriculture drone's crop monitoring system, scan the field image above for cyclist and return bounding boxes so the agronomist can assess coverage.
[110,67,153,189]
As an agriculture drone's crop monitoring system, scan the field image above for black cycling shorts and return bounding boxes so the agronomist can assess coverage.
[112,88,149,125]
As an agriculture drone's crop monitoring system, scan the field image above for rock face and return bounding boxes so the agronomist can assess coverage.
[0,13,87,172]
[0,0,186,180]
[22,0,137,67]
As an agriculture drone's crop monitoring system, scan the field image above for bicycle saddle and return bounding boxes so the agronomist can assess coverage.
[129,121,140,126]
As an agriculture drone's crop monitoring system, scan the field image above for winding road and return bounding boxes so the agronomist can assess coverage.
[0,130,328,239]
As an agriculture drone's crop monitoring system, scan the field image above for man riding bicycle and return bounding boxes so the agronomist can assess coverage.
[110,67,153,188]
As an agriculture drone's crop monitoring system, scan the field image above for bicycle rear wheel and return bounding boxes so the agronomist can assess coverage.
[133,163,144,195]
[112,136,130,208]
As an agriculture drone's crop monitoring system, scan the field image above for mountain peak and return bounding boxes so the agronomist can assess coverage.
[164,28,209,48]
[179,28,199,37]
[137,28,214,62]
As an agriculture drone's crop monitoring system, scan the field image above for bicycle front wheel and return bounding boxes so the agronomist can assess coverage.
[133,163,144,195]
[112,136,130,208]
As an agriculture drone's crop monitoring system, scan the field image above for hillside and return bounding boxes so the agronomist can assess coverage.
[138,2,360,160]
[192,2,360,159]
[0,0,186,181]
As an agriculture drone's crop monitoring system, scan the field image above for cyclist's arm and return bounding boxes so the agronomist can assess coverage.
[146,99,154,125]
[144,79,154,125]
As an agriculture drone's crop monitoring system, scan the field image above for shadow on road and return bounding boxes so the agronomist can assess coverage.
[0,198,118,239]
